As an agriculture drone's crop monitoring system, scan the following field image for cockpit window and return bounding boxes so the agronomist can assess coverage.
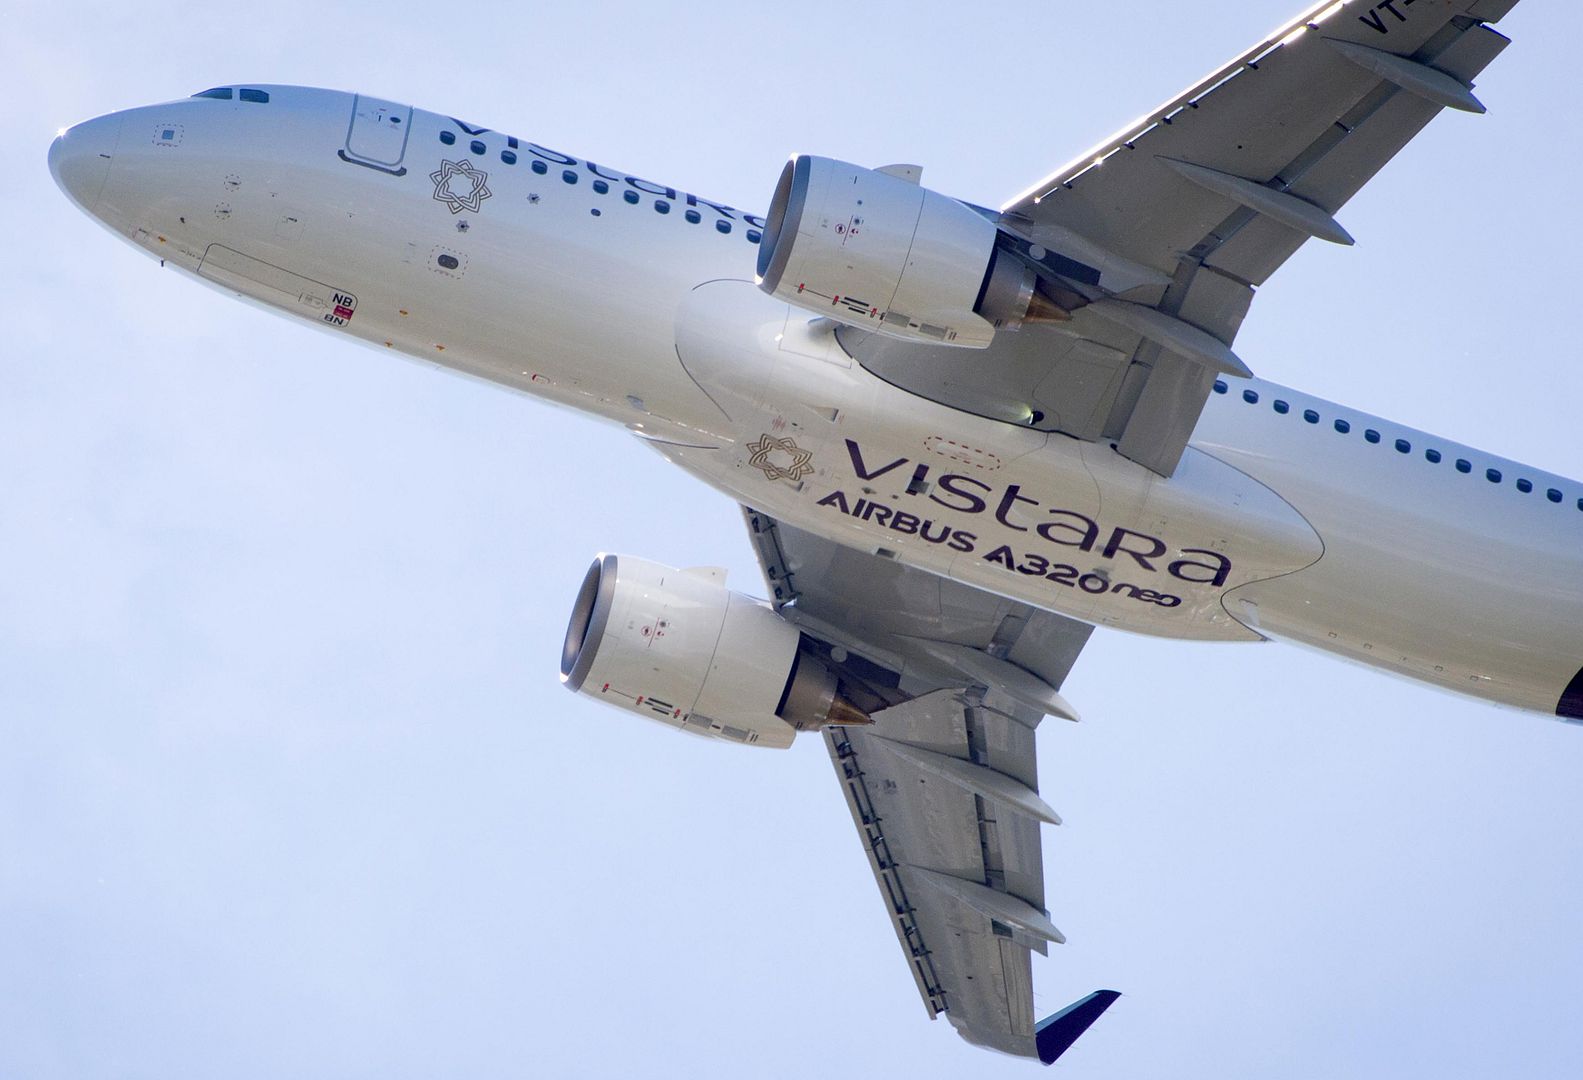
[192,87,269,103]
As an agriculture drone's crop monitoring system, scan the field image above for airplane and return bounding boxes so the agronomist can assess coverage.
[47,0,1570,1065]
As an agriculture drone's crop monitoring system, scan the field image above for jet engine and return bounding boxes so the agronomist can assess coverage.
[755,155,1067,349]
[560,554,869,749]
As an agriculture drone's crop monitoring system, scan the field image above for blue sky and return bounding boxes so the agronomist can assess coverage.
[4,1,1582,1076]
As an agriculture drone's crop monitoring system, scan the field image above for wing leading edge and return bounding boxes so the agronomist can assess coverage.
[844,0,1519,476]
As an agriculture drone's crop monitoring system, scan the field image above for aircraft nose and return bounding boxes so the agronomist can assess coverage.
[49,112,122,213]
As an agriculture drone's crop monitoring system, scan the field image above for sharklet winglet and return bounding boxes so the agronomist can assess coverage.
[1034,989,1121,1066]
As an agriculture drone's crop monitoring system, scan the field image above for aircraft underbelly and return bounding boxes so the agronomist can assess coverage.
[1206,430,1583,718]
[673,280,1323,642]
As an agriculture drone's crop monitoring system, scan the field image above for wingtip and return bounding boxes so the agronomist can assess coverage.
[1034,989,1121,1066]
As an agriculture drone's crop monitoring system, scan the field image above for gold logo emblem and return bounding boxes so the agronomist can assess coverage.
[747,434,814,482]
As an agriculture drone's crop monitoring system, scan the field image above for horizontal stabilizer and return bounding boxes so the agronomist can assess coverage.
[1035,989,1121,1066]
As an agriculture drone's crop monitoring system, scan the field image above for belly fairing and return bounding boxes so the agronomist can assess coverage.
[672,281,1323,641]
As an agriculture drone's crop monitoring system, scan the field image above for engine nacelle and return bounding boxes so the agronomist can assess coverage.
[755,155,1045,349]
[560,554,869,749]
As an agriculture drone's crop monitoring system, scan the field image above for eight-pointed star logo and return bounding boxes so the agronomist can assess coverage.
[747,434,814,482]
[430,159,493,214]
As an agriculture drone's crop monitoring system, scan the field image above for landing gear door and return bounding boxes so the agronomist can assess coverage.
[340,94,412,175]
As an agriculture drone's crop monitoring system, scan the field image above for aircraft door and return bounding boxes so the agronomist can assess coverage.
[340,94,413,175]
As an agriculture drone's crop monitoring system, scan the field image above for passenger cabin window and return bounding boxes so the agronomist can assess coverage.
[1027,365,1575,509]
[440,131,456,145]
[193,87,232,99]
[238,88,269,103]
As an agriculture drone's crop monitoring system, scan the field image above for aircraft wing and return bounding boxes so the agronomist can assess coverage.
[742,508,1116,1063]
[844,0,1518,475]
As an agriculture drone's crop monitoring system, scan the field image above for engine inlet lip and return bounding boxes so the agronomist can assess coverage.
[755,154,809,292]
[561,553,618,690]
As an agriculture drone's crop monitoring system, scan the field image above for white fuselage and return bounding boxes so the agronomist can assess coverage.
[50,86,1583,721]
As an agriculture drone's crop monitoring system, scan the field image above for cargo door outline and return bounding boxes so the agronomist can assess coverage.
[339,94,412,175]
